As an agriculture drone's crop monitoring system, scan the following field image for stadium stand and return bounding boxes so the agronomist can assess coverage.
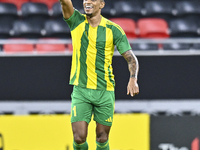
[12,20,43,38]
[162,43,191,50]
[137,18,169,38]
[36,40,66,53]
[109,18,137,39]
[143,1,174,22]
[43,19,71,38]
[175,1,200,18]
[72,0,84,13]
[3,43,34,53]
[0,18,13,38]
[0,2,18,19]
[169,18,199,37]
[191,43,200,50]
[21,2,49,26]
[131,43,159,51]
[51,2,62,19]
[51,1,84,18]
[0,3,18,38]
[113,1,142,21]
[0,0,199,52]
[101,0,115,18]
[67,43,73,52]
[0,0,29,10]
[30,0,58,9]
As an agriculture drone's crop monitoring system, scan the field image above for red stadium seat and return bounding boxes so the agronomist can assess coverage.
[137,18,169,38]
[30,0,58,8]
[36,43,66,53]
[3,44,34,54]
[109,18,137,39]
[0,0,29,10]
[67,43,73,52]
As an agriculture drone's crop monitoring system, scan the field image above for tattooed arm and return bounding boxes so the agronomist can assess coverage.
[122,50,139,97]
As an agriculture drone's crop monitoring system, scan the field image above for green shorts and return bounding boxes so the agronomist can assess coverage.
[71,86,115,126]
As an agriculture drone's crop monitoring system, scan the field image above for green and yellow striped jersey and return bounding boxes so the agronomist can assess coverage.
[64,9,131,91]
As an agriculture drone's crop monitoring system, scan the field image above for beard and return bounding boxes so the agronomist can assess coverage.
[86,13,92,17]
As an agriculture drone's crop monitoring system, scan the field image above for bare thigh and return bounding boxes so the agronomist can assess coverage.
[72,121,88,144]
[96,122,111,143]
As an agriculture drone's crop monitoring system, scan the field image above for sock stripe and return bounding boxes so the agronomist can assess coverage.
[73,141,87,147]
[96,140,109,148]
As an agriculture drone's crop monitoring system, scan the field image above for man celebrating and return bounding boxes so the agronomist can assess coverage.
[59,0,139,149]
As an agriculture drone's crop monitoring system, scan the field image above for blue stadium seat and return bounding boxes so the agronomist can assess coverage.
[143,1,174,21]
[0,2,17,17]
[72,0,84,13]
[169,18,199,37]
[0,18,13,38]
[162,43,191,50]
[113,1,142,21]
[0,3,18,38]
[0,2,18,23]
[21,2,49,27]
[12,20,43,38]
[44,19,71,38]
[131,43,159,51]
[51,2,62,19]
[191,43,200,50]
[101,0,114,18]
[175,1,200,18]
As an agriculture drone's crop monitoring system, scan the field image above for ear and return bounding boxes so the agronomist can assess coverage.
[99,1,105,9]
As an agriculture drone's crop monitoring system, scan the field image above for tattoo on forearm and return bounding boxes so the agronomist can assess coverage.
[122,50,139,79]
[130,74,136,78]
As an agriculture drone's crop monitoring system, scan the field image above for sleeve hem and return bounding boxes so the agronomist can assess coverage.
[119,49,132,55]
[63,8,76,22]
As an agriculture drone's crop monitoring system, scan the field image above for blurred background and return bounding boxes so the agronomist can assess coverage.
[0,0,200,149]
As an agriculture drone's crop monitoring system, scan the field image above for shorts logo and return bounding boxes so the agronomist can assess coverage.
[105,117,112,122]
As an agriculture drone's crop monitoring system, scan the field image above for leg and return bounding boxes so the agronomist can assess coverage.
[72,121,89,150]
[96,122,111,150]
[92,90,115,150]
[72,121,88,144]
[71,86,93,150]
[96,122,111,143]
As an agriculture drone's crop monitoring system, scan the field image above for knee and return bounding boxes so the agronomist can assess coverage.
[96,132,108,143]
[74,133,87,144]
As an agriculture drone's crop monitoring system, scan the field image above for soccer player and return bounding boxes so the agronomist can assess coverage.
[59,0,139,149]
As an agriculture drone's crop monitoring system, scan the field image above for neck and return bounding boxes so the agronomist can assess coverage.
[87,14,102,27]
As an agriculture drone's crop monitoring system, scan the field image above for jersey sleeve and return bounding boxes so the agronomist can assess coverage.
[63,9,85,31]
[113,25,132,55]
